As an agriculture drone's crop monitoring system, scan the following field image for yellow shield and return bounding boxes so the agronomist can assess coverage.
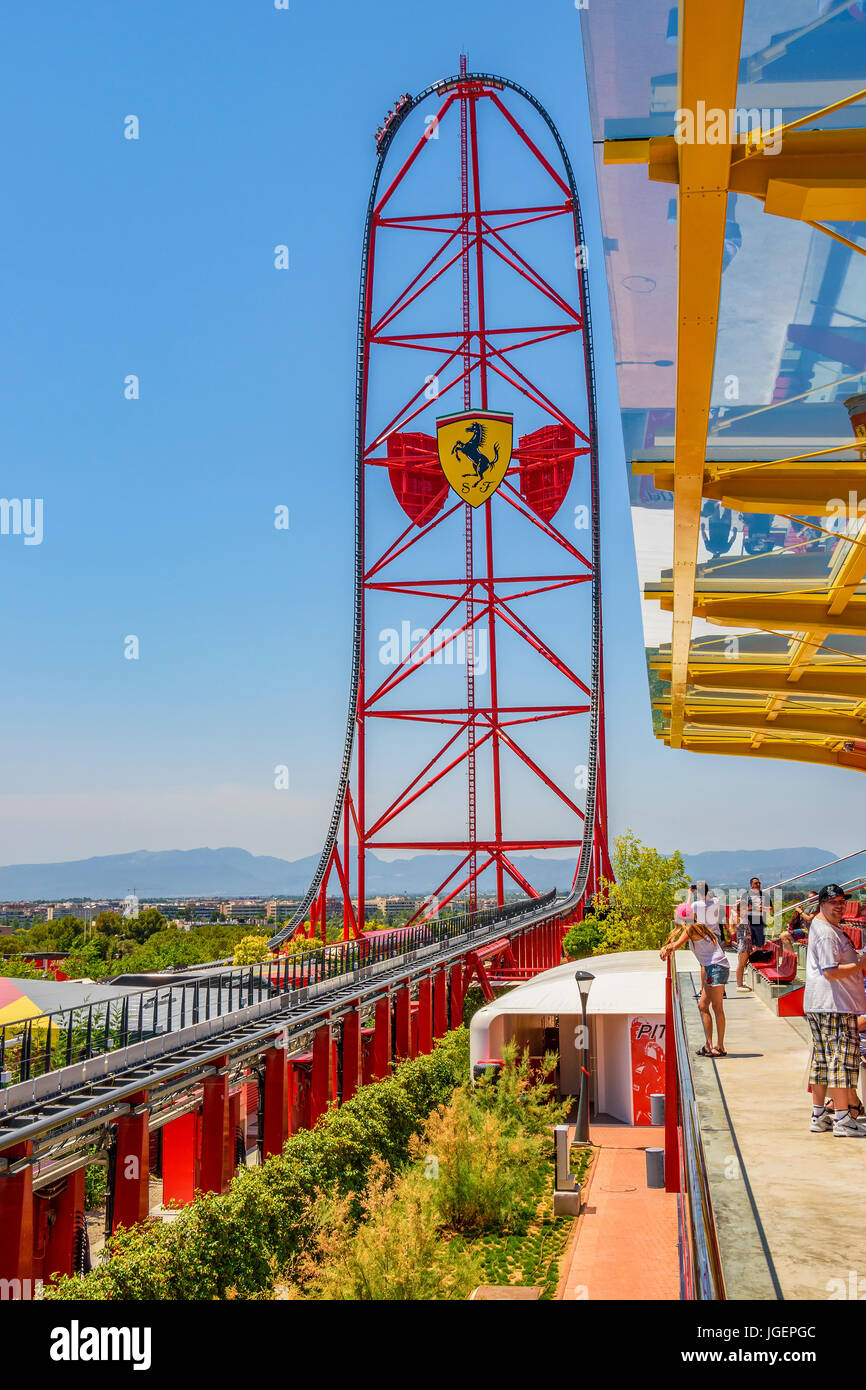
[436,410,513,507]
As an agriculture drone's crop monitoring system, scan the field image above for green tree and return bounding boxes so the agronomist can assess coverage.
[126,907,168,945]
[10,917,84,952]
[0,957,47,979]
[120,930,202,973]
[232,935,272,966]
[563,829,687,957]
[93,910,125,938]
[561,915,603,960]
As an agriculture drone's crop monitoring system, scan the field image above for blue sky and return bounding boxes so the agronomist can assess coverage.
[0,0,858,869]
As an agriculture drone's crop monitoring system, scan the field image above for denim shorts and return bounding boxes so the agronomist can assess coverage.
[705,962,730,987]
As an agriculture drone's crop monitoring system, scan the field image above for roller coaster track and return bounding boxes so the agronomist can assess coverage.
[0,890,561,1157]
[268,70,604,946]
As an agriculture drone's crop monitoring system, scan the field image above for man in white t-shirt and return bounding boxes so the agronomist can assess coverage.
[690,882,721,932]
[804,883,866,1137]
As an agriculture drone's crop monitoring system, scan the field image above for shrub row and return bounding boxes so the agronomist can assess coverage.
[47,1028,470,1301]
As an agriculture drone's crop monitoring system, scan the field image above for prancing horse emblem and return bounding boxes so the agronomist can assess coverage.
[436,409,513,507]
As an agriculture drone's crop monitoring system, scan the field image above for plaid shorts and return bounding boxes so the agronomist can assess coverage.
[806,1012,861,1089]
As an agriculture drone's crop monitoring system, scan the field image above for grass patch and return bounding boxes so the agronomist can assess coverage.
[452,1144,596,1299]
[451,1167,572,1299]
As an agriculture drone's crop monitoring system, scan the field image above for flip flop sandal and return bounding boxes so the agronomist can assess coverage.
[696,1045,715,1057]
[714,1047,728,1057]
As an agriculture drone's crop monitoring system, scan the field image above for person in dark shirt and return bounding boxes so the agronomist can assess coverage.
[701,502,736,559]
[739,877,771,949]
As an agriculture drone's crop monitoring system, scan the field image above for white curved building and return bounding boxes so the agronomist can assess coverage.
[470,950,701,1125]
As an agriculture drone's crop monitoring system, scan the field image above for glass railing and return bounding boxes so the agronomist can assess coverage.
[667,955,726,1300]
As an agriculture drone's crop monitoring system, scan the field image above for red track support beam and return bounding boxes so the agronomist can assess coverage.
[361,1026,375,1084]
[228,1089,241,1168]
[200,1058,232,1196]
[262,1045,290,1160]
[311,1023,332,1125]
[161,1112,198,1206]
[373,997,391,1078]
[417,976,433,1055]
[433,968,448,1039]
[289,1059,312,1134]
[0,1142,34,1292]
[42,1167,85,1285]
[450,961,465,1027]
[112,1089,150,1232]
[395,986,412,1060]
[342,1007,362,1102]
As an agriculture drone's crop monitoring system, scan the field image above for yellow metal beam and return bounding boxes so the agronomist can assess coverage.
[654,591,866,636]
[602,139,652,165]
[659,736,866,773]
[656,703,866,740]
[667,0,746,747]
[619,128,866,203]
[653,662,866,701]
[632,457,866,514]
[764,178,866,223]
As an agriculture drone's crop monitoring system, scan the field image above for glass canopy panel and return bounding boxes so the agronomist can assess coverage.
[581,1,866,739]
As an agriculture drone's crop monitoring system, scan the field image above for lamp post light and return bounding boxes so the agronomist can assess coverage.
[574,970,595,1144]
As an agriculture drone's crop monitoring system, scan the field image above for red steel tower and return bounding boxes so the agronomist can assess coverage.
[273,66,610,945]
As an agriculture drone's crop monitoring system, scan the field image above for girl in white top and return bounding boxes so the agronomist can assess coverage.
[661,884,730,1057]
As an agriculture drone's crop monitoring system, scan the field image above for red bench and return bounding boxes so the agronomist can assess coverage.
[749,940,781,970]
[760,950,798,985]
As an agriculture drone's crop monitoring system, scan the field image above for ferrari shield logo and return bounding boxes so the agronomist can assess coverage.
[436,410,513,507]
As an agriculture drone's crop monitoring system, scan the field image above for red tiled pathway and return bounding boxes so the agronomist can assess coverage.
[558,1125,679,1300]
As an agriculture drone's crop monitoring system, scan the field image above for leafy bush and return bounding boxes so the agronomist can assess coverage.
[232,935,272,966]
[282,1160,481,1301]
[84,1163,108,1210]
[0,957,48,979]
[472,1043,569,1138]
[414,1085,550,1235]
[280,932,322,958]
[46,1029,470,1301]
[562,916,602,961]
[564,830,687,956]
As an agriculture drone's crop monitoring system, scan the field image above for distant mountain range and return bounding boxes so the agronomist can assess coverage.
[0,844,840,901]
[680,847,837,888]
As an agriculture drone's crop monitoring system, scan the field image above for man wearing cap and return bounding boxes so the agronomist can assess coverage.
[804,884,866,1137]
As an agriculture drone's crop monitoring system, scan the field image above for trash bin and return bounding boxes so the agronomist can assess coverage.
[646,1147,664,1189]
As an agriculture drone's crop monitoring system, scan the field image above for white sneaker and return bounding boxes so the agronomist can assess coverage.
[810,1108,833,1132]
[832,1114,866,1137]
[737,985,751,992]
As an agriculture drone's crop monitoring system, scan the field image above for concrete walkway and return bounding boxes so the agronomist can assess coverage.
[682,967,866,1300]
[558,1124,679,1300]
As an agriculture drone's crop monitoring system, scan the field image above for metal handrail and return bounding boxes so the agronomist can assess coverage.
[668,956,726,1300]
[780,875,866,917]
[766,847,866,892]
[0,889,557,1088]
